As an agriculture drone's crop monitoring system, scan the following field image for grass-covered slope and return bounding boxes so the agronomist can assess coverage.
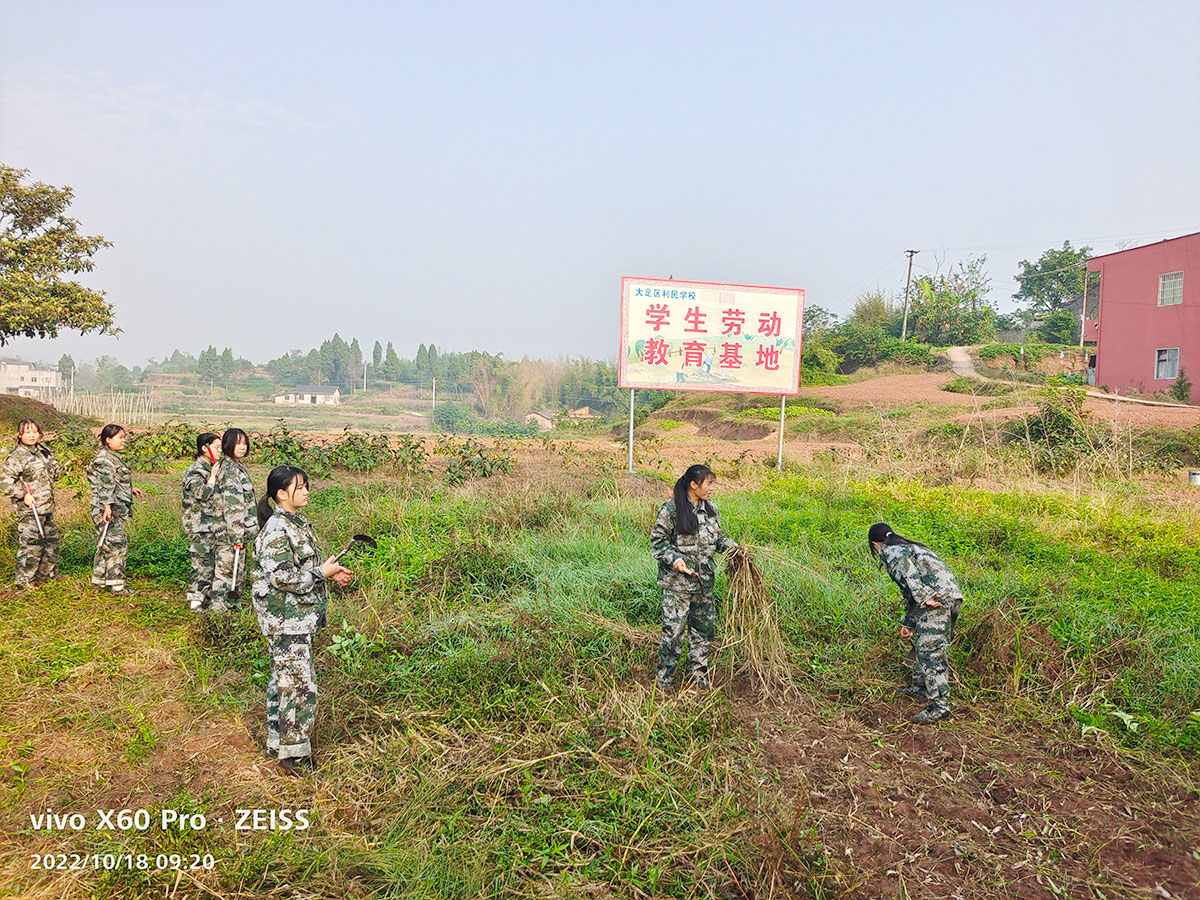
[1,453,1197,898]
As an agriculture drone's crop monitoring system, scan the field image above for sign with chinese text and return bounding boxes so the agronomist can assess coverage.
[619,277,805,395]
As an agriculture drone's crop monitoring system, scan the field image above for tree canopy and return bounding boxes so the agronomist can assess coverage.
[1012,241,1092,314]
[0,164,115,344]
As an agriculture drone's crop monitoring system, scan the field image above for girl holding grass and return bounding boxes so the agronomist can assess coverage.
[87,424,145,596]
[868,522,962,724]
[213,428,259,605]
[1,419,61,587]
[650,464,738,689]
[252,465,353,775]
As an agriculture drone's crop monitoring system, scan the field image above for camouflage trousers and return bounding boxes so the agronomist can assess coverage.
[910,600,961,712]
[657,589,716,684]
[212,539,250,609]
[92,517,129,591]
[266,634,318,760]
[15,512,59,585]
[187,537,220,612]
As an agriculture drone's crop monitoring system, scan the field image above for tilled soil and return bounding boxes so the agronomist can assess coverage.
[734,689,1200,900]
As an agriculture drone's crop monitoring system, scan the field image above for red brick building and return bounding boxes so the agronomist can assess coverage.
[1087,232,1199,403]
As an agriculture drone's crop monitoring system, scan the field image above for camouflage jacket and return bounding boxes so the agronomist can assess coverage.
[252,510,329,637]
[87,449,133,521]
[879,542,963,629]
[650,498,736,592]
[215,459,259,544]
[181,457,222,537]
[1,443,59,517]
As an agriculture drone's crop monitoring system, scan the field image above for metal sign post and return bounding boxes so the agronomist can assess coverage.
[777,395,786,469]
[627,389,635,473]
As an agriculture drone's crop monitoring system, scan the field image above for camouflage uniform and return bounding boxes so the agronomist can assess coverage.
[212,459,258,607]
[650,498,736,685]
[181,457,223,611]
[87,448,133,591]
[879,542,963,715]
[252,510,329,760]
[1,443,61,585]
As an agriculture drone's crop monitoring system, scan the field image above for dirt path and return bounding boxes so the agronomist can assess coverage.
[947,346,980,377]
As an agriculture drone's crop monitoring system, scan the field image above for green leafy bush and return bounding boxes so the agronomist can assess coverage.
[978,342,1053,370]
[125,422,194,472]
[942,376,1013,397]
[1170,368,1193,403]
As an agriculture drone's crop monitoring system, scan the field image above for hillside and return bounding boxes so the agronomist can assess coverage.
[2,375,1199,899]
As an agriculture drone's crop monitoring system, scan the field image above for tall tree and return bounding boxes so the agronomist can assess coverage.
[383,342,401,380]
[197,345,220,382]
[57,353,75,385]
[372,340,383,368]
[219,347,235,383]
[348,337,363,390]
[0,164,115,343]
[1013,241,1092,314]
[415,343,428,373]
[428,344,439,379]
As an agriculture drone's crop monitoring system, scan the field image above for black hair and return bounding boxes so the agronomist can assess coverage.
[195,432,220,459]
[99,424,125,448]
[222,428,249,459]
[257,465,309,528]
[17,418,42,438]
[673,464,716,535]
[867,522,927,557]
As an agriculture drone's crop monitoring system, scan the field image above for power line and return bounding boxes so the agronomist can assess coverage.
[928,226,1198,254]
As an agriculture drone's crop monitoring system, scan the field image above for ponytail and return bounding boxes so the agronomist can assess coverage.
[258,465,309,528]
[195,432,219,459]
[867,522,927,557]
[673,464,715,535]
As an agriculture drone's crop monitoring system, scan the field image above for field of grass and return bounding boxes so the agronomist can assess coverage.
[1,428,1198,898]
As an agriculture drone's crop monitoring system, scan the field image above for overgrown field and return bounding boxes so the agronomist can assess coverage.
[1,437,1198,898]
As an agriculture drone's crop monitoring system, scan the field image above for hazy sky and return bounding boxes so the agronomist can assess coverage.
[2,1,1197,369]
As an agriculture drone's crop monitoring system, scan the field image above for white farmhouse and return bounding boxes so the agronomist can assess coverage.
[272,385,342,406]
[0,362,61,397]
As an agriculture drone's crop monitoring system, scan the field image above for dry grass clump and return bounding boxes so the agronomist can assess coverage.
[720,545,795,698]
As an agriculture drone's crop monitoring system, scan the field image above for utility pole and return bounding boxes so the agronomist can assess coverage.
[900,249,919,340]
[1079,270,1089,348]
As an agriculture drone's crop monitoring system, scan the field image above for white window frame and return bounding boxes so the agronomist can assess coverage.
[1155,347,1179,380]
[1158,271,1184,307]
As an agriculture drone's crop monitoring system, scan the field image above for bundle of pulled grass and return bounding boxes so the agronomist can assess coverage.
[720,544,795,698]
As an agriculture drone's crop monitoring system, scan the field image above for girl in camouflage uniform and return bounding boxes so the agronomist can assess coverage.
[181,433,224,612]
[88,425,144,595]
[650,464,737,689]
[252,465,353,775]
[869,522,963,724]
[2,419,61,587]
[213,428,258,606]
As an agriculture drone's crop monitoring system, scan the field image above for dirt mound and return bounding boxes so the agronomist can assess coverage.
[0,394,79,432]
[662,407,725,427]
[699,419,773,440]
[798,374,984,407]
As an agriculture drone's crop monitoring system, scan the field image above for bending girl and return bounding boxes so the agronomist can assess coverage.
[869,522,963,724]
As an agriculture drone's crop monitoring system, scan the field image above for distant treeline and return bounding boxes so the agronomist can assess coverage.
[52,337,648,419]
